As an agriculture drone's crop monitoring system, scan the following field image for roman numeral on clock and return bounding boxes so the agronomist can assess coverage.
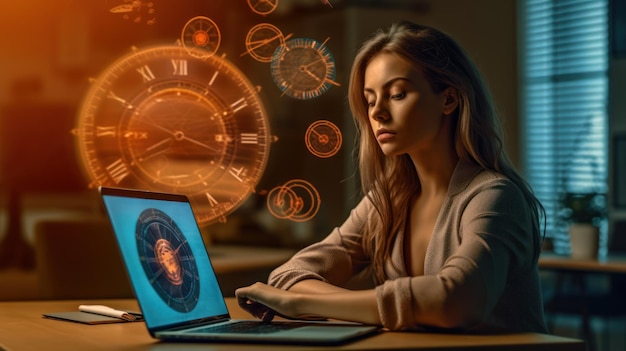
[106,159,130,184]
[230,98,247,113]
[205,192,219,207]
[240,133,258,144]
[171,59,188,76]
[136,65,156,82]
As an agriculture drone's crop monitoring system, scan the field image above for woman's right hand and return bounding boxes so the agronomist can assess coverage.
[235,282,328,322]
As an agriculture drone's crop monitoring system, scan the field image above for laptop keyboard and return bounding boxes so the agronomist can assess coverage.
[191,321,301,334]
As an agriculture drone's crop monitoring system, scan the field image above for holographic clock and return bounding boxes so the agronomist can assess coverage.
[267,179,320,222]
[244,23,291,63]
[270,37,340,100]
[181,16,221,58]
[136,208,199,312]
[73,45,271,225]
[305,120,342,158]
[247,0,278,16]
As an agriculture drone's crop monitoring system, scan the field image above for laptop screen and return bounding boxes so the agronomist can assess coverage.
[101,188,228,330]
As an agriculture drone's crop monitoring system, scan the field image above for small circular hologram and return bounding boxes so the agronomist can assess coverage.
[305,120,342,158]
[247,0,279,16]
[243,23,290,63]
[267,179,320,222]
[181,16,221,58]
[270,37,339,100]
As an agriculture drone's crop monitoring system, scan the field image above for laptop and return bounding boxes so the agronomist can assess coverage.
[99,186,379,345]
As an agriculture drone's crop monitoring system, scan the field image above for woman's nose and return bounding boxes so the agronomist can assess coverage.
[370,100,389,121]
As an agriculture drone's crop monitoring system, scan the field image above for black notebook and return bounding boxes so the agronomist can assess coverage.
[43,310,143,325]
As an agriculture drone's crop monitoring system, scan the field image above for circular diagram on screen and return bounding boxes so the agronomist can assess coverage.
[136,208,200,312]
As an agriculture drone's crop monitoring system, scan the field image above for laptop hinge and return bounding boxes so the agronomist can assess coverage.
[154,314,231,333]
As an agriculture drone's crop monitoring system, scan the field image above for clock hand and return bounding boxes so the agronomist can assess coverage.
[248,32,293,51]
[324,78,342,87]
[173,241,187,255]
[246,34,283,51]
[299,65,341,87]
[136,137,173,162]
[148,122,177,135]
[148,123,221,152]
[301,57,325,70]
[299,66,322,82]
[145,137,173,152]
[181,134,221,152]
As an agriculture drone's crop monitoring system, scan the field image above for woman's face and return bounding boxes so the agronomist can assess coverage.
[363,52,454,157]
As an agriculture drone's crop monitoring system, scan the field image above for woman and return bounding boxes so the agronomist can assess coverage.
[235,21,547,333]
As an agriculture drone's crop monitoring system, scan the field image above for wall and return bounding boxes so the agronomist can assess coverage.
[610,58,626,223]
[609,0,626,241]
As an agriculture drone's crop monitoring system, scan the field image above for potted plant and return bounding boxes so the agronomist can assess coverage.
[558,192,607,259]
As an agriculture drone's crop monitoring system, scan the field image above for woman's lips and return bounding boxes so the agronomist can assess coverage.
[376,129,395,142]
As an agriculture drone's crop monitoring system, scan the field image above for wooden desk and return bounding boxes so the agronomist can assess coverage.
[539,253,626,274]
[0,298,584,351]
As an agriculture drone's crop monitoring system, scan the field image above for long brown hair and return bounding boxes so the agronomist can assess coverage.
[348,21,545,283]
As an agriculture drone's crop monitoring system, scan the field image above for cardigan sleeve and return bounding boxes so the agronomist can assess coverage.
[268,197,373,290]
[375,178,537,330]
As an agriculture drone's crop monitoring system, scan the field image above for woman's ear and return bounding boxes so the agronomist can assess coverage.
[442,88,459,116]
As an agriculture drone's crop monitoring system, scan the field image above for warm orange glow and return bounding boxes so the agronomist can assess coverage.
[0,0,346,244]
[155,239,183,286]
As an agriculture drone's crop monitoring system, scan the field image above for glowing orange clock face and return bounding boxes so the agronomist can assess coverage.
[74,45,271,225]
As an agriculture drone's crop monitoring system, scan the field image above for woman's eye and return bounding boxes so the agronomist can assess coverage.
[391,92,406,99]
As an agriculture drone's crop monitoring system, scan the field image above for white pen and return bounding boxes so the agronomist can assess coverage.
[78,305,136,321]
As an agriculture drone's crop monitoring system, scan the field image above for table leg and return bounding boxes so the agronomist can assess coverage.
[546,271,595,351]
[573,272,594,351]
[546,272,565,332]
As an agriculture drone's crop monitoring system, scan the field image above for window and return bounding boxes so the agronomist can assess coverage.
[520,0,609,254]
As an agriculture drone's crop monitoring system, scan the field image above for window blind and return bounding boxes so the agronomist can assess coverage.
[520,0,608,253]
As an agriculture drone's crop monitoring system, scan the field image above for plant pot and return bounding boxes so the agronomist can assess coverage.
[568,223,599,260]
